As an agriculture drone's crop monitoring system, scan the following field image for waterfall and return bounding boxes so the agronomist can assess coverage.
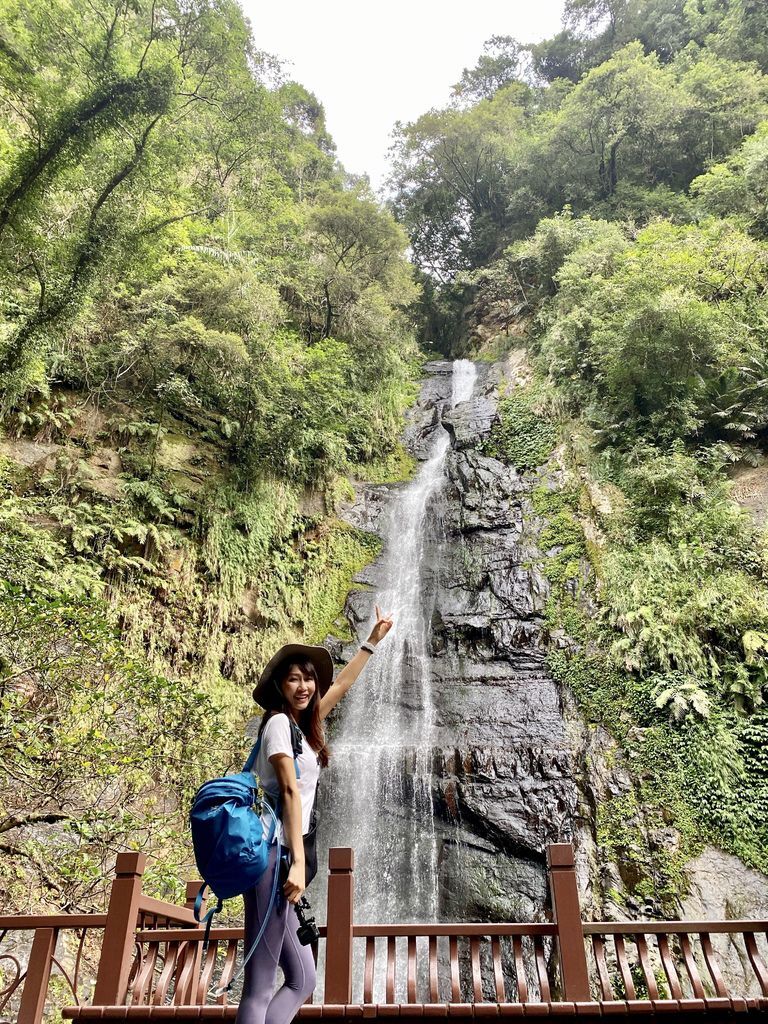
[320,359,478,924]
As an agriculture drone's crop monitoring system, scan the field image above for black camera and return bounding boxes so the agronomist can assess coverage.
[295,895,320,946]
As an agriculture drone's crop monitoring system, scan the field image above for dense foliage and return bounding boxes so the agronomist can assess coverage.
[0,0,418,909]
[394,0,768,905]
[391,4,768,285]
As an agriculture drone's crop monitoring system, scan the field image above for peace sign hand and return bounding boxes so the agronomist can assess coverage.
[368,604,394,645]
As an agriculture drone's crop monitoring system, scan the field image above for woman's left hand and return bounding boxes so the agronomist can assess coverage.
[369,604,394,645]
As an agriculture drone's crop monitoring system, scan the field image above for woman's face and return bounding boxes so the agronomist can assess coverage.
[280,663,316,718]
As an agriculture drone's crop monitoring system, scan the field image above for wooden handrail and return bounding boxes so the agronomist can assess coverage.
[136,895,197,925]
[351,922,558,936]
[583,920,768,933]
[0,914,107,929]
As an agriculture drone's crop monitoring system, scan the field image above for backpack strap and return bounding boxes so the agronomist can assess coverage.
[193,883,224,961]
[242,736,262,774]
[244,722,301,778]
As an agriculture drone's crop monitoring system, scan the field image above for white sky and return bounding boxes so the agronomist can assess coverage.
[241,0,567,192]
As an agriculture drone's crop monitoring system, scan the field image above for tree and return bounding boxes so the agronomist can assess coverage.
[275,81,338,199]
[305,188,414,341]
[549,43,691,200]
[452,36,527,103]
[389,90,531,278]
[673,47,768,166]
[537,218,768,443]
[691,121,768,236]
[0,0,289,407]
[685,0,768,73]
[529,30,590,83]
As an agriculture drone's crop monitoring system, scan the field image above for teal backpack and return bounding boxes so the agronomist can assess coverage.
[189,735,299,994]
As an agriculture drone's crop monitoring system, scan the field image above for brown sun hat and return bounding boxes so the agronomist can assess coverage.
[252,643,334,709]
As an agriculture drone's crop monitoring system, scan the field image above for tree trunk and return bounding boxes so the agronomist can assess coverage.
[323,281,334,339]
[0,121,159,405]
[0,78,148,238]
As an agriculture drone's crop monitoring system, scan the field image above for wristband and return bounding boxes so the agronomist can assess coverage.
[360,641,377,655]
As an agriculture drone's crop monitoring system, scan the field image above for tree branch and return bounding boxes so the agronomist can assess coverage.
[0,811,74,835]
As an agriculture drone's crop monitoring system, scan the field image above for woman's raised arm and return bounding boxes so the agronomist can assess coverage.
[318,604,393,720]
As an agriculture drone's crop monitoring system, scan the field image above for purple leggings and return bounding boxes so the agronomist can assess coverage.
[235,844,316,1024]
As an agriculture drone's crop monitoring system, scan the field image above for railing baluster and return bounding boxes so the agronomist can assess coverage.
[449,935,460,1002]
[657,934,683,999]
[173,941,197,1004]
[636,935,659,999]
[386,935,396,1003]
[428,936,439,1002]
[183,880,205,1003]
[152,941,179,1004]
[70,927,88,1002]
[469,936,483,1002]
[407,936,417,1003]
[679,934,705,999]
[700,933,728,998]
[364,936,375,1003]
[512,935,527,1003]
[591,936,613,1000]
[745,933,768,996]
[130,942,158,1004]
[196,940,219,1003]
[533,936,551,1003]
[614,935,636,1000]
[216,939,238,1005]
[491,936,505,1002]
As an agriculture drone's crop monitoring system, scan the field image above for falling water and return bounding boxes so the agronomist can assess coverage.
[320,359,477,924]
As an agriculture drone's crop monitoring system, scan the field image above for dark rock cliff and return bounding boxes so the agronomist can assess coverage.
[334,360,590,923]
[325,357,768,998]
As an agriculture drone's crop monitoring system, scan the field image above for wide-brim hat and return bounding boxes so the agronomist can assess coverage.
[252,643,334,709]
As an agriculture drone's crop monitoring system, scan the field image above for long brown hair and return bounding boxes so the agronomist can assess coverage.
[257,658,330,767]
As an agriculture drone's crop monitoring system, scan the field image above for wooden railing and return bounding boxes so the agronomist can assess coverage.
[582,921,768,1008]
[1,853,201,1023]
[0,912,106,1023]
[3,844,768,1023]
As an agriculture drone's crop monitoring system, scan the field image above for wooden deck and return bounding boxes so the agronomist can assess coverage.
[3,845,768,1024]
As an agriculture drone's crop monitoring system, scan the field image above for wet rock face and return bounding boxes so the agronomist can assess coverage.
[342,482,396,536]
[442,363,503,451]
[427,383,581,917]
[682,849,768,996]
[403,360,454,459]
[337,360,583,921]
[335,358,768,968]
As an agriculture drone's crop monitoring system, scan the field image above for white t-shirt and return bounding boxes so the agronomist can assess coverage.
[254,713,320,844]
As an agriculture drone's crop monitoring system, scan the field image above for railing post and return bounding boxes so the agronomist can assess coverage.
[17,927,56,1024]
[93,851,147,1005]
[184,879,204,915]
[546,843,591,1002]
[324,847,354,1005]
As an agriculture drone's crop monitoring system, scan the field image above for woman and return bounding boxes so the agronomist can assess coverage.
[236,605,394,1024]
